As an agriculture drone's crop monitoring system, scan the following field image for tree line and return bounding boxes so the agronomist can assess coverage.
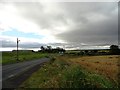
[38,45,119,55]
[110,45,120,55]
[39,46,65,53]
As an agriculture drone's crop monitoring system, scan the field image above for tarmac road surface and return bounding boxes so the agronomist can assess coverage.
[1,58,50,88]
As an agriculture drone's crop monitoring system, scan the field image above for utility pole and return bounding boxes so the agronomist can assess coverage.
[17,38,20,61]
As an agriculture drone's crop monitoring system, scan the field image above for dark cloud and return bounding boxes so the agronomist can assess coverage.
[56,15,118,44]
[55,2,118,45]
[59,2,117,23]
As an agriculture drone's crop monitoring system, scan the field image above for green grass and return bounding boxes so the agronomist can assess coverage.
[18,56,115,88]
[2,51,49,65]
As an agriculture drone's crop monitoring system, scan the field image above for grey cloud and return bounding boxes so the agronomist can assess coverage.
[56,15,118,44]
[55,2,118,45]
[2,39,45,48]
[59,2,117,23]
[1,2,118,50]
[11,2,118,36]
[2,40,16,47]
[1,38,111,50]
[12,2,69,29]
[19,42,45,48]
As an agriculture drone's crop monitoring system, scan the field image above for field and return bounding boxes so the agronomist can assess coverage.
[1,51,48,65]
[18,54,120,88]
[68,55,119,86]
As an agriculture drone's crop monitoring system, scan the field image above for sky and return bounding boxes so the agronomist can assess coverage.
[0,0,119,51]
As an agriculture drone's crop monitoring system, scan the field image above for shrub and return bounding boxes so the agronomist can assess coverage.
[49,57,56,64]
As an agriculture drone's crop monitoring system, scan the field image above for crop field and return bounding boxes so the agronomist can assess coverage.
[68,55,120,86]
[18,54,120,88]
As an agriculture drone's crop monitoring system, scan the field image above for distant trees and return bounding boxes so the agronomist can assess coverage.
[110,45,119,50]
[40,46,45,51]
[47,46,52,50]
[39,46,65,53]
[110,45,120,55]
[39,44,120,55]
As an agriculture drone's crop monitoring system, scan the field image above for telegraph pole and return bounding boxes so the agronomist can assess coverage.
[17,38,20,61]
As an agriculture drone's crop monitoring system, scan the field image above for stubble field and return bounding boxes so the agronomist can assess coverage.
[66,55,120,86]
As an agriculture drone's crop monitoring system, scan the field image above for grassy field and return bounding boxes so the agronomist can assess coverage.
[1,51,49,65]
[18,55,119,88]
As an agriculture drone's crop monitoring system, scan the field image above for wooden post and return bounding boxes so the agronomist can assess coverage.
[17,38,19,61]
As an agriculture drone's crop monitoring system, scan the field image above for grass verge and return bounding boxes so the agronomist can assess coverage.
[2,51,49,65]
[18,55,116,88]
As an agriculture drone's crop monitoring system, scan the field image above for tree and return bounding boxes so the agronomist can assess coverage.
[40,46,45,51]
[46,46,52,53]
[47,46,52,50]
[110,45,119,55]
[110,45,119,50]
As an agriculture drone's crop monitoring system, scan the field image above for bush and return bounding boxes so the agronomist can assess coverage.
[49,57,56,64]
[110,45,120,55]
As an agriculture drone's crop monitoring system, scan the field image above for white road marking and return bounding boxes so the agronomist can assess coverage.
[8,74,14,78]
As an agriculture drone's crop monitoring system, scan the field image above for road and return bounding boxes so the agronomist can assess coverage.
[1,58,50,88]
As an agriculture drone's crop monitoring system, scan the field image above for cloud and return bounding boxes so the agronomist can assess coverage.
[55,2,118,45]
[2,40,16,47]
[1,34,65,49]
[0,2,118,50]
[11,2,69,34]
[1,35,45,48]
[13,2,117,45]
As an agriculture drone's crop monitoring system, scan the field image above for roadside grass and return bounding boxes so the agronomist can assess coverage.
[2,51,49,65]
[18,55,116,88]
